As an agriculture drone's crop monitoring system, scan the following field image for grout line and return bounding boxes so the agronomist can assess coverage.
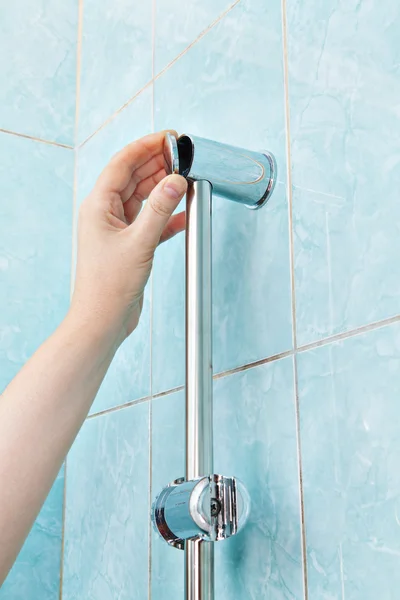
[60,4,84,596]
[153,385,185,399]
[74,0,84,147]
[281,0,308,597]
[78,80,153,149]
[292,354,309,598]
[0,128,73,149]
[78,0,240,149]
[82,310,400,422]
[70,151,78,297]
[298,313,400,353]
[58,461,68,600]
[86,395,151,420]
[213,350,293,380]
[153,0,240,81]
[85,311,400,419]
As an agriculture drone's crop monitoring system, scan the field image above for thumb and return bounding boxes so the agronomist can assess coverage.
[134,174,188,248]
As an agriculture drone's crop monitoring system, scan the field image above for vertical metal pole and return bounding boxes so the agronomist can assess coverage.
[185,180,214,600]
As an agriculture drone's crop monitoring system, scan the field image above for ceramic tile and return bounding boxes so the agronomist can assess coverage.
[0,0,76,144]
[154,0,233,73]
[0,468,64,600]
[63,402,150,600]
[151,359,303,599]
[287,0,400,198]
[293,185,400,346]
[297,322,400,599]
[151,391,185,598]
[152,0,291,393]
[78,0,152,143]
[288,0,400,343]
[76,89,153,414]
[0,133,73,393]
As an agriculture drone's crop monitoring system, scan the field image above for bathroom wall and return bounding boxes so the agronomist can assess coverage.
[1,0,399,599]
[62,0,400,599]
[0,2,76,598]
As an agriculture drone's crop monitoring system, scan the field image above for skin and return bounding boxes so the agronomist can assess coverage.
[0,131,188,586]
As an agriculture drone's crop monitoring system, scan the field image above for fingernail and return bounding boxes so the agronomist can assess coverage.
[164,175,187,199]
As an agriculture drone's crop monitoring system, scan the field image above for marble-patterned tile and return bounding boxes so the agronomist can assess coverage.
[0,0,76,144]
[297,322,400,599]
[63,402,150,600]
[152,0,291,393]
[154,0,233,74]
[287,0,400,198]
[288,0,400,343]
[76,89,152,414]
[78,0,152,143]
[0,468,64,600]
[151,391,185,598]
[293,185,400,346]
[0,133,73,393]
[151,358,303,599]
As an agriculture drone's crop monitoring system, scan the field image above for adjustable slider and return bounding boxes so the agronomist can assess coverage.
[151,474,250,550]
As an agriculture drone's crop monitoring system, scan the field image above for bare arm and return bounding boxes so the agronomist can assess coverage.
[0,131,187,584]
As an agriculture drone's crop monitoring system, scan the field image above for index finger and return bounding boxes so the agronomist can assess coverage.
[95,129,178,195]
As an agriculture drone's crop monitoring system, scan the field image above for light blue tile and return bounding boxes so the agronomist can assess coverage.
[76,89,153,413]
[293,185,400,345]
[78,0,152,143]
[297,322,400,600]
[154,0,232,73]
[152,232,185,394]
[0,133,73,392]
[151,391,185,598]
[154,0,287,170]
[63,402,150,600]
[0,468,64,600]
[214,359,303,599]
[152,0,291,393]
[151,359,303,599]
[287,0,400,198]
[288,1,400,342]
[212,182,292,374]
[0,0,76,144]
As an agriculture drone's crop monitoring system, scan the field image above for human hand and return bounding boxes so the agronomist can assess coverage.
[70,131,188,346]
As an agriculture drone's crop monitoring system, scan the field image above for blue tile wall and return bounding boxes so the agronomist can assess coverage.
[0,133,73,395]
[151,391,185,598]
[297,322,400,599]
[0,468,64,600]
[152,0,292,393]
[154,0,233,73]
[62,402,150,600]
[78,0,152,143]
[151,359,304,599]
[76,89,153,415]
[0,133,72,596]
[287,0,400,344]
[0,0,77,144]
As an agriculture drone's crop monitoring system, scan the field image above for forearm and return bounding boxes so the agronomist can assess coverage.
[0,310,119,584]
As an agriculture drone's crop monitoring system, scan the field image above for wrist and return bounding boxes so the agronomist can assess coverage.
[63,303,127,352]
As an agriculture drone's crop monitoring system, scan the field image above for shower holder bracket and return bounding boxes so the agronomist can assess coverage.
[152,474,250,550]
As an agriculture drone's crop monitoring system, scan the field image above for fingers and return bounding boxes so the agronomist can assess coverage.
[95,130,178,196]
[123,168,166,224]
[159,211,186,244]
[133,174,187,249]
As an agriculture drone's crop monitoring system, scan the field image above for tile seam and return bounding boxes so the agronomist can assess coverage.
[77,0,241,149]
[281,0,309,596]
[0,128,73,149]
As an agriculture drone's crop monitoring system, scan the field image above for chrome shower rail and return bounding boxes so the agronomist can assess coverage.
[151,133,277,600]
[185,180,214,599]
